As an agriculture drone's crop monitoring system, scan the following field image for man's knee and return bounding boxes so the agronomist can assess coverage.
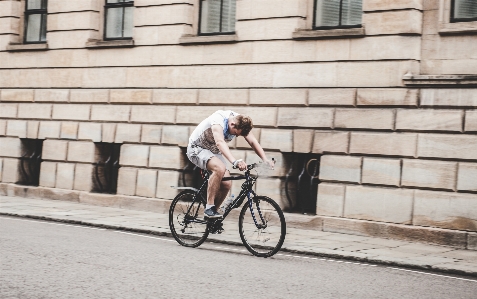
[207,157,226,176]
[221,180,232,190]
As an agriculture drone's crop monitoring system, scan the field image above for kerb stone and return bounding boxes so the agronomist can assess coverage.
[322,217,468,248]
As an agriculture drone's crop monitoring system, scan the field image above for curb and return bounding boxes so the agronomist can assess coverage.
[2,212,476,278]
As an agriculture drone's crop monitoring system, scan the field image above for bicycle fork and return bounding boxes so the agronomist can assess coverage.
[246,190,267,229]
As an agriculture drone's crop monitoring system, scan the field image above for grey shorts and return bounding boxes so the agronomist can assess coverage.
[187,145,228,170]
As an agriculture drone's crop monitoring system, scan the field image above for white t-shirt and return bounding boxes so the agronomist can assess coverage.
[189,110,239,154]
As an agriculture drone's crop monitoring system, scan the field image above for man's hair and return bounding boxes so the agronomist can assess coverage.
[235,115,253,136]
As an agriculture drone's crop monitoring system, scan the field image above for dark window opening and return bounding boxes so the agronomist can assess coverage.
[451,0,477,22]
[285,153,322,215]
[93,143,121,194]
[104,0,134,40]
[19,139,44,186]
[24,0,48,43]
[313,0,362,30]
[181,147,206,189]
[199,0,236,35]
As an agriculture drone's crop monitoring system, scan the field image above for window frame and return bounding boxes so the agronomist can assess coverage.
[450,0,477,23]
[103,0,135,41]
[23,0,48,44]
[198,0,236,36]
[312,0,363,30]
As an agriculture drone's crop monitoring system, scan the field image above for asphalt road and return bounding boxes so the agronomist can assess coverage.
[1,216,476,299]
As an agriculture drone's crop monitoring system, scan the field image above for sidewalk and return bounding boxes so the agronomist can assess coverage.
[1,195,476,277]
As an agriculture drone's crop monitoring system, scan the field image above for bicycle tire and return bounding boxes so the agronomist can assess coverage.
[239,196,286,257]
[169,190,209,247]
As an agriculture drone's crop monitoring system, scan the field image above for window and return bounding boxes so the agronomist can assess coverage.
[93,143,121,194]
[19,139,44,186]
[451,0,477,22]
[314,0,362,29]
[24,0,47,43]
[104,0,134,40]
[199,0,236,35]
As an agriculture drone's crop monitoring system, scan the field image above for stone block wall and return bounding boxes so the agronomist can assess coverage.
[0,0,476,236]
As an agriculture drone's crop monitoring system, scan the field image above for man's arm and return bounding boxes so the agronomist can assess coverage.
[244,131,275,169]
[211,125,247,170]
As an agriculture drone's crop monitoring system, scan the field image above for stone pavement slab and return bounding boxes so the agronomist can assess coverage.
[1,195,476,277]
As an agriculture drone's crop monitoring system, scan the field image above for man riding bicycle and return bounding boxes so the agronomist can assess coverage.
[187,110,275,219]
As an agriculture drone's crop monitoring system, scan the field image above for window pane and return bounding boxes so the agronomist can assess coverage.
[123,6,134,37]
[40,13,47,41]
[27,0,43,10]
[454,0,477,19]
[200,0,221,33]
[25,13,41,42]
[341,0,362,26]
[221,0,236,32]
[106,7,124,38]
[315,0,340,27]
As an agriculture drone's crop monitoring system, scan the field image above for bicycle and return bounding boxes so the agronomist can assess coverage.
[168,160,286,257]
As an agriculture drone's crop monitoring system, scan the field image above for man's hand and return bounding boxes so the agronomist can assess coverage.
[233,159,247,171]
[264,158,275,170]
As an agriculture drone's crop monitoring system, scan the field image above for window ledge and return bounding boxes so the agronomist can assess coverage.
[6,43,48,52]
[403,74,477,86]
[179,34,238,45]
[438,21,477,35]
[86,39,135,49]
[292,27,365,40]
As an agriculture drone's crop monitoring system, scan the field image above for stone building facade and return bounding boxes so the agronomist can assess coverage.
[0,0,476,248]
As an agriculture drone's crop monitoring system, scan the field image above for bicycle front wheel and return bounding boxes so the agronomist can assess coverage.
[169,190,209,247]
[239,196,286,257]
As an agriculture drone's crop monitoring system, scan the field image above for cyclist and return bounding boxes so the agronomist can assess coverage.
[187,110,275,219]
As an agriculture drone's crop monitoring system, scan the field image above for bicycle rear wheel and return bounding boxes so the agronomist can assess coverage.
[239,196,286,257]
[169,190,209,247]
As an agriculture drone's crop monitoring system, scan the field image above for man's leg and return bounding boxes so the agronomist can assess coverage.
[215,170,231,208]
[205,157,229,206]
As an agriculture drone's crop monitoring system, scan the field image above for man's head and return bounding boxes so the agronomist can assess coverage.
[230,115,253,137]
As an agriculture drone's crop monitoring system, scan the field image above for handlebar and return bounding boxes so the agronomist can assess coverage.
[232,158,275,171]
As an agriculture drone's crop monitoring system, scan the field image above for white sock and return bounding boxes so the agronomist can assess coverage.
[206,204,215,209]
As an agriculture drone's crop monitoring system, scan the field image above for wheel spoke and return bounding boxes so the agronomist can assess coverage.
[169,191,209,247]
[239,196,286,257]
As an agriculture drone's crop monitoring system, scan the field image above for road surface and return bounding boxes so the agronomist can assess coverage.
[1,216,476,299]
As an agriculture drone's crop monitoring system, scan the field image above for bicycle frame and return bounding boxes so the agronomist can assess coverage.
[183,168,267,228]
